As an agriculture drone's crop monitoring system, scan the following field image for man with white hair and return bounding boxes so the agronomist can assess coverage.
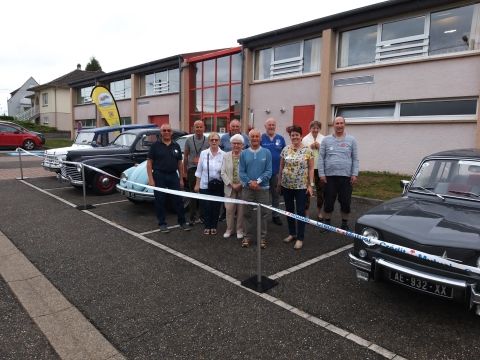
[239,129,272,249]
[261,117,286,226]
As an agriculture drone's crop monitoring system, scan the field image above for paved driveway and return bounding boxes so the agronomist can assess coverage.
[1,156,480,359]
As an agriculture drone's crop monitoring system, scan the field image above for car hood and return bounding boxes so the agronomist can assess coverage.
[45,144,92,156]
[66,145,130,160]
[358,197,480,250]
[120,161,151,193]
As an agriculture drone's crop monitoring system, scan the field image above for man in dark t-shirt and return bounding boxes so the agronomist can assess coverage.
[147,124,191,233]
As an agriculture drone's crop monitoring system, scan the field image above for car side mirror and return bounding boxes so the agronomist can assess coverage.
[400,180,410,195]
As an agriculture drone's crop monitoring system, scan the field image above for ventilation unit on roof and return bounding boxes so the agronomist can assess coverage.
[334,75,374,87]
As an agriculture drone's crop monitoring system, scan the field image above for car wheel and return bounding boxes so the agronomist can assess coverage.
[22,139,36,151]
[93,168,118,195]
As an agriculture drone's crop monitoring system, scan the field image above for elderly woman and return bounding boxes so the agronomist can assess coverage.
[221,134,245,240]
[194,132,225,235]
[277,125,314,250]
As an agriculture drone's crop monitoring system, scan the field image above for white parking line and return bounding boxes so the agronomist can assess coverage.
[269,244,353,280]
[91,199,128,206]
[21,180,406,360]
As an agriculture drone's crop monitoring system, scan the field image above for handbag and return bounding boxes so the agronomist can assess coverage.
[207,153,224,192]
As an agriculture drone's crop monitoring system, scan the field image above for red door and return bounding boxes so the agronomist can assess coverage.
[149,115,169,128]
[293,105,315,135]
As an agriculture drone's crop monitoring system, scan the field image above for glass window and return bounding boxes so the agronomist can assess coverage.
[203,88,214,112]
[110,79,131,100]
[42,93,48,106]
[195,63,202,88]
[145,73,154,95]
[400,99,477,116]
[254,48,272,80]
[231,53,242,82]
[338,25,377,68]
[169,69,179,92]
[274,42,301,61]
[217,56,230,85]
[77,86,94,104]
[381,16,425,41]
[203,59,215,87]
[304,37,321,73]
[429,5,474,55]
[337,104,395,119]
[216,86,229,113]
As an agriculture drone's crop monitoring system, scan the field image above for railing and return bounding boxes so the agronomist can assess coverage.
[15,105,39,121]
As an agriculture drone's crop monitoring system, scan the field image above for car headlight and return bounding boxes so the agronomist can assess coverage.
[361,227,379,247]
[121,173,128,181]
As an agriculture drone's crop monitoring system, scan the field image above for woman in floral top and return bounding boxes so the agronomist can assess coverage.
[277,125,314,250]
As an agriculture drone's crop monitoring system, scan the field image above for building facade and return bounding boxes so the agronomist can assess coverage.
[238,0,480,174]
[7,77,38,119]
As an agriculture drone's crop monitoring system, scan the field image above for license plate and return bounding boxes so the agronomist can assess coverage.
[389,271,453,298]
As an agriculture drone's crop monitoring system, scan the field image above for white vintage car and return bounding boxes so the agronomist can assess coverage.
[41,124,156,172]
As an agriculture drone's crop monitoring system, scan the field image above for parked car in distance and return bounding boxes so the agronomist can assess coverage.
[42,123,158,173]
[0,122,43,150]
[116,133,222,204]
[0,120,46,145]
[349,148,480,315]
[60,128,186,195]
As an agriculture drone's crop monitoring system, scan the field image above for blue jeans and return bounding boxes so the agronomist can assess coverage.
[153,172,186,226]
[200,187,223,229]
[282,187,307,240]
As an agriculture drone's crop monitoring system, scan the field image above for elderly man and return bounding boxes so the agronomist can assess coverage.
[239,129,272,249]
[260,117,286,226]
[318,116,359,231]
[183,120,209,225]
[147,123,191,233]
[220,119,250,152]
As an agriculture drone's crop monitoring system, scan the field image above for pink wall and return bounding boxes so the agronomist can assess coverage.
[136,94,180,127]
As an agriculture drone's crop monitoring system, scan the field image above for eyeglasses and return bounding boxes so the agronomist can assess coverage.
[210,139,219,142]
[161,129,172,133]
[232,142,243,145]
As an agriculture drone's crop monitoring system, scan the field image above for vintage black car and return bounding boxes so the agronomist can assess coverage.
[60,128,186,194]
[349,149,480,315]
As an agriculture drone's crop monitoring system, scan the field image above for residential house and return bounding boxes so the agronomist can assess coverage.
[29,66,103,133]
[7,77,39,119]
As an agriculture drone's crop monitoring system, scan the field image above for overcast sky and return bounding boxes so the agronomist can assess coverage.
[0,0,384,115]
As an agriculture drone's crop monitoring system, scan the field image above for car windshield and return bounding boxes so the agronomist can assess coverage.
[112,133,137,147]
[75,132,95,145]
[410,158,480,201]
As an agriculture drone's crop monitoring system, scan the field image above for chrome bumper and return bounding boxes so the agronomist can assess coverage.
[116,184,154,201]
[349,253,480,309]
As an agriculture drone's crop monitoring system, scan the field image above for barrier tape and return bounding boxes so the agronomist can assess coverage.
[16,147,480,275]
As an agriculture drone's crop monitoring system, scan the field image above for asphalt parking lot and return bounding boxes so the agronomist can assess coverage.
[1,154,480,359]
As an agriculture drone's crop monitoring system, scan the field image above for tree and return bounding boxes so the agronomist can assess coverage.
[85,57,102,71]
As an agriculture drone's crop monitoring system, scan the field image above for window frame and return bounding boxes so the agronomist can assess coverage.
[110,79,131,100]
[337,3,480,69]
[145,68,180,96]
[253,37,322,81]
[42,93,48,107]
[335,98,478,123]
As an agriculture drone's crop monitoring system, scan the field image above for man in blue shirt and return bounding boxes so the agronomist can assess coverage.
[260,117,286,226]
[240,129,272,249]
[220,119,249,152]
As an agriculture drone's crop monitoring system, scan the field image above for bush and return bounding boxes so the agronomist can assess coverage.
[0,115,15,121]
[8,119,57,133]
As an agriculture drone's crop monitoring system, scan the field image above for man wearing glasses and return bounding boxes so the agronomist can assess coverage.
[147,124,191,233]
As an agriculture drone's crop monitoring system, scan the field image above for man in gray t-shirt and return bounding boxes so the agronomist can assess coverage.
[318,116,359,231]
[183,120,209,224]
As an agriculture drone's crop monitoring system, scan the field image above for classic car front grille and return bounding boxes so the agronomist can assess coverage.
[43,154,60,167]
[60,164,82,183]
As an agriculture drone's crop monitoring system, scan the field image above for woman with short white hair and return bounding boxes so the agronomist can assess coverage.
[221,134,245,240]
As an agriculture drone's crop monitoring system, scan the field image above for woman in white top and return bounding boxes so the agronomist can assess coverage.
[220,134,245,240]
[302,120,325,220]
[194,132,225,235]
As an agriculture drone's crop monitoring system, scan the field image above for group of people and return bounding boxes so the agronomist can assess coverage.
[146,115,358,250]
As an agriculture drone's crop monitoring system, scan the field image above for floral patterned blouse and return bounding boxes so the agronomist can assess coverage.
[280,145,313,189]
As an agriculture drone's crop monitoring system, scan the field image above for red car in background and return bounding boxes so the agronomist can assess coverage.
[0,123,43,150]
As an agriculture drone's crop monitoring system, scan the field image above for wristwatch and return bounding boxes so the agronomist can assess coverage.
[310,182,315,187]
